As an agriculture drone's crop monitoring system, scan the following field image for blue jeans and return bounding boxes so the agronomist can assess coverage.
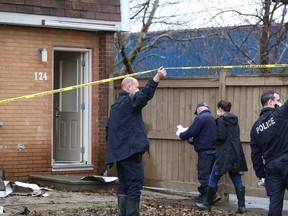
[265,153,288,216]
[116,153,144,202]
[208,163,243,188]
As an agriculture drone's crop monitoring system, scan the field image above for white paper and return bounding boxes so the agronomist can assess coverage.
[81,175,118,183]
[176,125,188,136]
[0,181,13,198]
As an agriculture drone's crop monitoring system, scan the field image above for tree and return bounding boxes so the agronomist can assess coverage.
[115,0,288,75]
[115,0,192,75]
[258,0,287,72]
[115,0,159,75]
[219,0,287,73]
[272,0,288,4]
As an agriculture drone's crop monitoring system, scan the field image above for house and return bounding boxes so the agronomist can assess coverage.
[0,1,129,180]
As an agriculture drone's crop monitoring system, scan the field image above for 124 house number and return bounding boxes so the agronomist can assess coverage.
[34,72,48,80]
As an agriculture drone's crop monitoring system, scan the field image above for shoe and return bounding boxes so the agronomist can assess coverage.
[194,193,205,203]
[195,187,217,212]
[195,201,211,211]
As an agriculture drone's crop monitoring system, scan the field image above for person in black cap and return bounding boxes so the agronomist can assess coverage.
[176,102,220,204]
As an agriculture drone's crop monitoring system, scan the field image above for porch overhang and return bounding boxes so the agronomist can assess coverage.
[0,11,129,32]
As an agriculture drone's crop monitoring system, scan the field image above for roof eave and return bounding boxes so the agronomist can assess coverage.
[0,12,125,32]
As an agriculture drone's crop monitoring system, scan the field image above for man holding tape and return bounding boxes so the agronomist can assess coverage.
[250,90,288,216]
[106,67,166,216]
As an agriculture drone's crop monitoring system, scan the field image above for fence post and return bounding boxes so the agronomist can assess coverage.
[218,69,230,202]
[218,69,230,100]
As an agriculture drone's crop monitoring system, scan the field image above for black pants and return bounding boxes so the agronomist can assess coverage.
[117,153,144,202]
[197,150,215,195]
[265,153,288,216]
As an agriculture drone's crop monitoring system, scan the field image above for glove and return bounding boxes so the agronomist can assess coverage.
[188,137,194,144]
[258,178,265,186]
[176,125,188,136]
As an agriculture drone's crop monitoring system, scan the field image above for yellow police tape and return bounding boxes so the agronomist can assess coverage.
[0,63,287,104]
[166,63,288,70]
[0,68,156,104]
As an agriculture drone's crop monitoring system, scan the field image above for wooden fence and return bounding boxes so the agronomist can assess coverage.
[109,70,288,199]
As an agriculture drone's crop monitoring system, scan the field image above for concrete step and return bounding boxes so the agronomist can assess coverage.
[29,174,118,192]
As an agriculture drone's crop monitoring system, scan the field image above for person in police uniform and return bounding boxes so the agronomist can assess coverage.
[106,67,166,216]
[250,90,288,216]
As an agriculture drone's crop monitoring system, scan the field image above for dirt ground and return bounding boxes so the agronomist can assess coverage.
[0,187,270,216]
[1,188,115,215]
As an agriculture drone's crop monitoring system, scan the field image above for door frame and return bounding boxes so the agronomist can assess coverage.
[52,47,92,170]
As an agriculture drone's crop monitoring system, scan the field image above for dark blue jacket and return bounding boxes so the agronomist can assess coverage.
[250,100,288,179]
[106,79,158,164]
[180,110,216,152]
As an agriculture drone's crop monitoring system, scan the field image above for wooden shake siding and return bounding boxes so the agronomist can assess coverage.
[0,0,121,22]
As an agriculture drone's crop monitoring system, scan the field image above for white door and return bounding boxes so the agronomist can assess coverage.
[55,58,82,162]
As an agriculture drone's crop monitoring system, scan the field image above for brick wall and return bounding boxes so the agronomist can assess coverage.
[96,32,115,174]
[0,0,121,21]
[0,25,112,180]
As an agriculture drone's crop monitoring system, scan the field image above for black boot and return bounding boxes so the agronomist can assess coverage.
[195,186,217,211]
[212,191,221,204]
[235,186,247,214]
[117,195,127,216]
[126,198,140,216]
[194,193,206,203]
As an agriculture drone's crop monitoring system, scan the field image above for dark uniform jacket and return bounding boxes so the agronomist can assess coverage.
[180,110,216,152]
[106,79,158,164]
[214,113,248,175]
[250,101,288,179]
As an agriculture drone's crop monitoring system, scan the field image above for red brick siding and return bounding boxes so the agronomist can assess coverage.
[95,32,115,174]
[0,0,121,22]
[0,25,112,181]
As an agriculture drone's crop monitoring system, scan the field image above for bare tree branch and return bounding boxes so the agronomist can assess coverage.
[115,0,288,75]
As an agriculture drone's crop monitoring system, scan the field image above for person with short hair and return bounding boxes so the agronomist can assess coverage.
[176,102,220,204]
[250,90,288,216]
[106,67,167,216]
[196,100,248,214]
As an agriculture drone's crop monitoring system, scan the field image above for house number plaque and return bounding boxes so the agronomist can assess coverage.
[34,72,48,81]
